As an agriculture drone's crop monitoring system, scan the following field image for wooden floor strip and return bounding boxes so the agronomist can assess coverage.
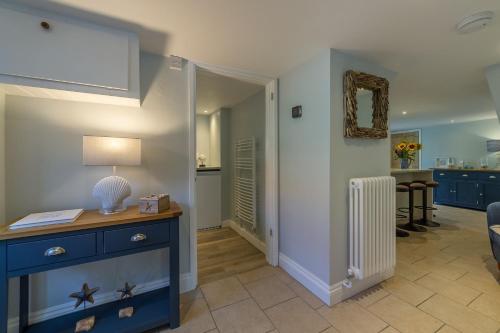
[197,227,266,285]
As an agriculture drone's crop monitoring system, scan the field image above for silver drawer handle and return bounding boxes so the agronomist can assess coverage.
[489,175,497,179]
[462,174,468,177]
[44,246,66,257]
[131,233,147,242]
[439,173,445,176]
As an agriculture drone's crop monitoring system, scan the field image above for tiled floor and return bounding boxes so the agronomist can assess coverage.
[156,206,499,333]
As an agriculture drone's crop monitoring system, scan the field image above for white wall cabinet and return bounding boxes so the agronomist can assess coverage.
[0,5,140,106]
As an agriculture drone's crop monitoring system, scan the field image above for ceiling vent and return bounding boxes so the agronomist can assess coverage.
[456,11,495,34]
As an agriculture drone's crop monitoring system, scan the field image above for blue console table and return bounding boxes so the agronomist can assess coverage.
[0,203,182,333]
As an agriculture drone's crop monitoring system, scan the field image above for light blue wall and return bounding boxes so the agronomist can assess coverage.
[224,89,266,240]
[0,92,4,226]
[330,50,396,285]
[279,49,332,283]
[5,53,190,319]
[420,119,500,169]
[486,64,500,121]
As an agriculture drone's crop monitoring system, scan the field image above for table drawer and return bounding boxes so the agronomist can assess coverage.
[103,223,170,254]
[7,233,97,272]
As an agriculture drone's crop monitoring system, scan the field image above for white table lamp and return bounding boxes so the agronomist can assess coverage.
[83,136,141,214]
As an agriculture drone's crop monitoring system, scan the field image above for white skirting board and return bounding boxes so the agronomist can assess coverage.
[7,273,194,332]
[279,253,393,306]
[222,219,266,253]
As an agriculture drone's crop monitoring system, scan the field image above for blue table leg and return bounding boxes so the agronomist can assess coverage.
[169,218,180,329]
[0,242,7,333]
[19,275,29,333]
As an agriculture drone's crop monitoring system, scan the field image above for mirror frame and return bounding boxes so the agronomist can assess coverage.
[344,70,389,139]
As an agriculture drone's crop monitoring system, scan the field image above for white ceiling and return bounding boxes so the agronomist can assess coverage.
[196,69,263,115]
[12,0,500,128]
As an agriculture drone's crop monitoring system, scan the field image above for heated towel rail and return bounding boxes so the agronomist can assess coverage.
[234,137,257,230]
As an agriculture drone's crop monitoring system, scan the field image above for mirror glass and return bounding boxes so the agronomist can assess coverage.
[356,88,373,128]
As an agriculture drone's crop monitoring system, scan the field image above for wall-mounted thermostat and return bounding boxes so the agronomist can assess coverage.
[292,105,302,118]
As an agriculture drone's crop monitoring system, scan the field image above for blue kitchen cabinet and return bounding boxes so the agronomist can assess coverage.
[434,179,455,204]
[483,182,500,208]
[433,170,500,211]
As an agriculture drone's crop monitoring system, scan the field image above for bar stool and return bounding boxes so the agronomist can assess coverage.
[396,184,410,237]
[414,180,440,227]
[397,182,427,232]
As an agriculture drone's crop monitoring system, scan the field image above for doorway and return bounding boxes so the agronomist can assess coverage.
[187,62,278,287]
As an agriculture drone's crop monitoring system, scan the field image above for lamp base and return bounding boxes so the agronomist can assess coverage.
[99,205,127,215]
[92,175,132,216]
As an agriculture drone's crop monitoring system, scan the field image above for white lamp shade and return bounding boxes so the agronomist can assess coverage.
[83,136,141,166]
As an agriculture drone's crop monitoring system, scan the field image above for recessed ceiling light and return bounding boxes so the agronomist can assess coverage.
[402,111,408,115]
[203,110,208,113]
[456,11,495,34]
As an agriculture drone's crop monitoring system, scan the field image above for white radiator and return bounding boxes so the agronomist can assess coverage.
[349,176,396,280]
[234,137,257,230]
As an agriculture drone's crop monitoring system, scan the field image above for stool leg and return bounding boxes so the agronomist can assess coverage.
[416,188,440,227]
[396,228,410,237]
[398,190,427,232]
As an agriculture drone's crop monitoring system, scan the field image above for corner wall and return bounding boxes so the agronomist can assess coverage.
[0,91,4,226]
[330,50,396,290]
[278,49,332,284]
[485,64,500,121]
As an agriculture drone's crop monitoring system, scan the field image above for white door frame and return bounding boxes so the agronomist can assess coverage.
[187,60,279,288]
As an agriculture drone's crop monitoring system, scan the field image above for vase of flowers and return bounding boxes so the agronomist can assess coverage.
[394,141,422,169]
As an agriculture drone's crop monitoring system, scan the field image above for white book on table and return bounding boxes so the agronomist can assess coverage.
[9,209,84,230]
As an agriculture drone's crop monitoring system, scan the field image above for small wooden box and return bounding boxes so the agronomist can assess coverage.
[139,194,170,214]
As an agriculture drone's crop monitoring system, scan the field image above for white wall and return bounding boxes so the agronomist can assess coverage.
[0,91,5,226]
[330,51,396,286]
[279,50,332,284]
[196,114,210,164]
[209,111,221,167]
[196,112,221,167]
[5,53,191,320]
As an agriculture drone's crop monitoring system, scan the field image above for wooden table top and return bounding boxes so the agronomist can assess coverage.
[0,202,183,240]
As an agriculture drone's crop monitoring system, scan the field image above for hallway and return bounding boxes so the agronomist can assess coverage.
[197,227,267,285]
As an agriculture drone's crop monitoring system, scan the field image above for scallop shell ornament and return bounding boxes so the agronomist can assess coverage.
[92,176,132,214]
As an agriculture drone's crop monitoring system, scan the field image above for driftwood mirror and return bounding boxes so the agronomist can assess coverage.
[344,70,389,139]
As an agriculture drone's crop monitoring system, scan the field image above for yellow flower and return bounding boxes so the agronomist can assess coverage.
[408,143,417,151]
[397,143,407,150]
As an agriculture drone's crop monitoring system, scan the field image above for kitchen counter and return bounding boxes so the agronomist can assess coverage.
[197,167,221,172]
[392,169,433,220]
[432,168,500,173]
[391,169,432,175]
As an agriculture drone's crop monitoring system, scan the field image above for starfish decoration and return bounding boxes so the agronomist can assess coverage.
[117,282,136,300]
[69,283,99,309]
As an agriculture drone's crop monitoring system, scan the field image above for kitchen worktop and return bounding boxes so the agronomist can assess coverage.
[391,169,433,174]
[197,167,221,172]
[431,168,500,173]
